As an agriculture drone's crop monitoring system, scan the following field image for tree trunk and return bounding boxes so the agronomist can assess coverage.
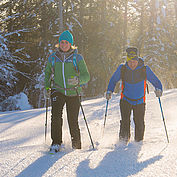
[138,0,145,55]
[149,0,156,37]
[123,0,128,51]
[175,0,177,39]
[59,0,63,33]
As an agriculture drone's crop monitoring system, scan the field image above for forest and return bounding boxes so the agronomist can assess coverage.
[0,0,177,111]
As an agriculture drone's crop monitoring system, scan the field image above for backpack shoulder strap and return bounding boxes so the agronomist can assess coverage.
[120,64,126,98]
[120,64,126,81]
[142,65,149,94]
[48,53,56,88]
[50,54,56,75]
[51,55,56,68]
[143,65,147,80]
[72,50,79,73]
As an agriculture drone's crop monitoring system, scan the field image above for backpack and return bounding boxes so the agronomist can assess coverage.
[120,64,147,82]
[120,64,149,101]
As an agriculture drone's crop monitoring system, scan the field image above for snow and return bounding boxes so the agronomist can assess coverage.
[71,16,82,28]
[14,92,32,110]
[46,0,55,4]
[163,0,167,5]
[157,16,161,25]
[161,6,166,17]
[0,89,177,177]
[66,22,74,31]
[161,47,164,51]
[155,0,159,9]
[0,92,32,111]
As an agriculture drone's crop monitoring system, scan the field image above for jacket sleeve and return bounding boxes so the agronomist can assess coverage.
[77,54,90,85]
[107,64,123,92]
[146,66,163,91]
[44,56,52,90]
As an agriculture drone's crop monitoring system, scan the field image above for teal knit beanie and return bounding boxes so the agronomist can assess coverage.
[59,30,73,45]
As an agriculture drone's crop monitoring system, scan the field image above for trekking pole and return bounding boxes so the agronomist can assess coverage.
[75,89,95,149]
[101,100,109,137]
[158,98,169,143]
[45,98,49,142]
[103,100,109,128]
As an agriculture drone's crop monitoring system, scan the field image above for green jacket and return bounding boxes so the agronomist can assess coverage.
[45,49,90,96]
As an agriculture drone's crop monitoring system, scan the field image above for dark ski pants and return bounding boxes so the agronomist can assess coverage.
[119,99,145,142]
[51,91,81,149]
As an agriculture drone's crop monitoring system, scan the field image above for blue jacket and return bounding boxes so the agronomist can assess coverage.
[107,58,162,105]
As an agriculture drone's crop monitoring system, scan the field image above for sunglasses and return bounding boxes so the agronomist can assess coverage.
[127,54,138,58]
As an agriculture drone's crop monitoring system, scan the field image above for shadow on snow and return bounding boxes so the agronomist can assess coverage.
[76,142,163,177]
[15,150,68,177]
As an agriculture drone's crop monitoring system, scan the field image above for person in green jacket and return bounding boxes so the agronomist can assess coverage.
[45,30,90,152]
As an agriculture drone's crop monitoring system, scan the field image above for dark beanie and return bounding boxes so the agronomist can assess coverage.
[126,47,138,56]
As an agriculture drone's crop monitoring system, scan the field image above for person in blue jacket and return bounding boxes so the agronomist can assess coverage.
[106,47,163,143]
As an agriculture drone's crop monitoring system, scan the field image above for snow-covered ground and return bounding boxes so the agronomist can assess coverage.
[0,89,177,177]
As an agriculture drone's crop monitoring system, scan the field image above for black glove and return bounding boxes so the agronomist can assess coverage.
[44,88,51,99]
[154,89,162,98]
[106,91,112,100]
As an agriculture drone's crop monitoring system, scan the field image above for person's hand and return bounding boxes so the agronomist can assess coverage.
[44,88,51,99]
[68,76,79,85]
[106,91,112,100]
[154,89,162,98]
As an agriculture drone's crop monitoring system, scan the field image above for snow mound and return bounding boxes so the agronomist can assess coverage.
[0,92,32,111]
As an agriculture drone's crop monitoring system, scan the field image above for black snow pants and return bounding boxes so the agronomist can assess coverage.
[119,99,146,142]
[51,91,81,149]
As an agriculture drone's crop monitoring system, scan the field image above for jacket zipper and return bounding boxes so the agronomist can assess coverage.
[62,55,67,95]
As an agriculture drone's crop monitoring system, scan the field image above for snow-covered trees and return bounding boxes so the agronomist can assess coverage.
[0,33,18,103]
[0,0,177,111]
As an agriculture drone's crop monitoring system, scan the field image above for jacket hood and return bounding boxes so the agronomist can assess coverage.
[55,48,77,61]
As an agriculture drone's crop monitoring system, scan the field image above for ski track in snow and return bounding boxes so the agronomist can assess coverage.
[0,89,177,177]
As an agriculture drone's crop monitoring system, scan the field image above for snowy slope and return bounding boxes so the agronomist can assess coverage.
[0,89,177,177]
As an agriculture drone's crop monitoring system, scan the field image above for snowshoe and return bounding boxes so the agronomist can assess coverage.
[49,144,61,154]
